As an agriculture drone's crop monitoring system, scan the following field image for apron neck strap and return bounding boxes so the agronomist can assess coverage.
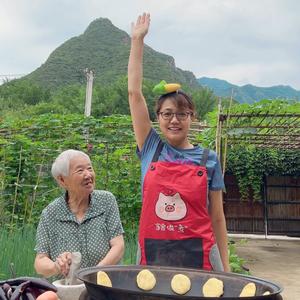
[200,148,209,166]
[152,140,164,162]
[152,142,209,166]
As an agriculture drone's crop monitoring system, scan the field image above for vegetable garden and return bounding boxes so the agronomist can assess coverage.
[0,99,299,279]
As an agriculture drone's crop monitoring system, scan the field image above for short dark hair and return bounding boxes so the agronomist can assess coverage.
[155,90,195,118]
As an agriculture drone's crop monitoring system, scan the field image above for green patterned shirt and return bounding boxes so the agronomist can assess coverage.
[34,190,124,268]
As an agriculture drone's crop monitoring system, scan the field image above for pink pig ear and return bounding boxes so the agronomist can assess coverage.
[173,192,181,199]
[161,188,175,196]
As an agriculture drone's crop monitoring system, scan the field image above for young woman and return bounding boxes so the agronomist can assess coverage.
[128,13,230,272]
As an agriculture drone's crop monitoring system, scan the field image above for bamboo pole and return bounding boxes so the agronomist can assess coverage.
[222,89,234,177]
[10,146,23,232]
[28,157,44,224]
[215,98,222,159]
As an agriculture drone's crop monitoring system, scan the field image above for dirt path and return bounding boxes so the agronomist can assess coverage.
[232,236,300,300]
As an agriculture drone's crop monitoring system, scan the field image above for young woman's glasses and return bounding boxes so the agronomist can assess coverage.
[158,111,193,121]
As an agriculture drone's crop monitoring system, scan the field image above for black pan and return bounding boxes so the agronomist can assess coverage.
[77,265,283,300]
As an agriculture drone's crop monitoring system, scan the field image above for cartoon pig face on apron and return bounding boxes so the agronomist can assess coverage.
[155,192,187,221]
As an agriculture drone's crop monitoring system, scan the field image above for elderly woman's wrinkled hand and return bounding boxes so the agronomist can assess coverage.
[55,252,72,276]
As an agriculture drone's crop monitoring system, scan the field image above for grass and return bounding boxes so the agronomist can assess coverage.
[0,225,37,280]
[122,230,138,265]
[0,226,138,280]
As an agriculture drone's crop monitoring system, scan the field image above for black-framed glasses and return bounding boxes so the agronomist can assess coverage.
[158,111,193,121]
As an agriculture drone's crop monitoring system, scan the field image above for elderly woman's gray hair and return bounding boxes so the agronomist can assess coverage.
[51,149,91,178]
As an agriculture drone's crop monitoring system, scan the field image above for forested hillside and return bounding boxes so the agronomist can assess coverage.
[198,77,300,103]
[0,17,219,119]
[23,18,198,89]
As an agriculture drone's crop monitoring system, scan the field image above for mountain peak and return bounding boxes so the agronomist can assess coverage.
[82,17,128,41]
[23,16,198,89]
[84,18,116,34]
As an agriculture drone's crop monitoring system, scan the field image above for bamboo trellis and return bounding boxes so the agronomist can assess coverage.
[216,112,300,175]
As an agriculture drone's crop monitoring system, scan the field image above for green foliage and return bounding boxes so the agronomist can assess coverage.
[226,146,299,201]
[1,98,299,227]
[227,98,300,114]
[191,87,219,120]
[0,111,214,230]
[0,75,217,124]
[93,76,131,116]
[229,240,250,275]
[0,79,51,105]
[196,109,219,149]
[50,84,86,113]
[219,99,300,201]
[0,113,140,229]
[0,79,51,114]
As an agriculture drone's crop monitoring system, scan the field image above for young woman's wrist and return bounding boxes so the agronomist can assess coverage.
[131,35,145,42]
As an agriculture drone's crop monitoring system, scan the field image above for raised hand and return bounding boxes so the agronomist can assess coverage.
[131,13,151,40]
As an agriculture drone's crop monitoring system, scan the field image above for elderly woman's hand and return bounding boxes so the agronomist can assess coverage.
[55,252,72,276]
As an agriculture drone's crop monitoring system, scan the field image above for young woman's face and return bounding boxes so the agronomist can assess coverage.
[157,99,193,148]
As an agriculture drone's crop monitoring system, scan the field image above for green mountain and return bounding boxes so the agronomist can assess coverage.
[198,77,300,103]
[24,18,198,89]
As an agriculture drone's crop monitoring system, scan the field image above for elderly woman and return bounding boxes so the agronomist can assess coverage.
[34,149,124,278]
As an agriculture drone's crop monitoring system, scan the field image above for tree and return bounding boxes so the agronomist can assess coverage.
[191,87,218,120]
[0,79,51,107]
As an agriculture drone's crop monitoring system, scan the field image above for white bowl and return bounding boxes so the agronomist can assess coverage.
[52,279,86,300]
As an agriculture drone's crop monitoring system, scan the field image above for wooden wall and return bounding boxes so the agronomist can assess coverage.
[266,176,300,236]
[223,175,300,236]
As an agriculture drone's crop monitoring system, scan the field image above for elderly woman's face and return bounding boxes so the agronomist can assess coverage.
[60,155,95,197]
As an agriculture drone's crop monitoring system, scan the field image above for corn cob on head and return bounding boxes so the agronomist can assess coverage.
[152,80,181,95]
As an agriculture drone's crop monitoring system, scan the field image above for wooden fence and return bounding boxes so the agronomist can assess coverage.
[223,174,300,236]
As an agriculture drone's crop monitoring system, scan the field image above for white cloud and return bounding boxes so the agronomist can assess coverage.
[0,0,299,89]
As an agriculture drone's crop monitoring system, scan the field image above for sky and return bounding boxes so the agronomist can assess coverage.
[1,0,300,90]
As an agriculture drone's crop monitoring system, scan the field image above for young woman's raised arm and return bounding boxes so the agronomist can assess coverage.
[128,13,152,150]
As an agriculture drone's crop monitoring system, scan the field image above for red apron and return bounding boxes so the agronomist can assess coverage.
[138,142,215,270]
